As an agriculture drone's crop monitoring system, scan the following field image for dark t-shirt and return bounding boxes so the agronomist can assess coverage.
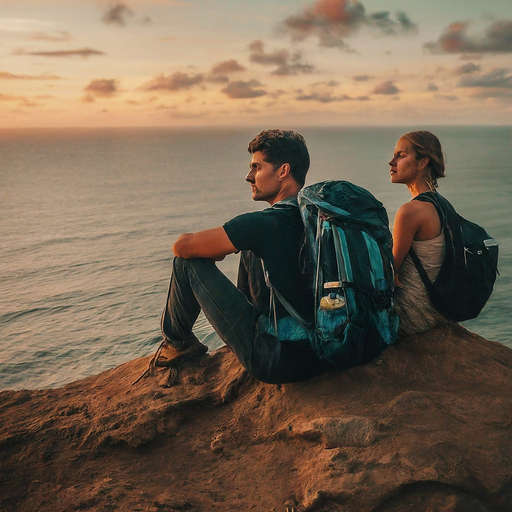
[223,200,313,322]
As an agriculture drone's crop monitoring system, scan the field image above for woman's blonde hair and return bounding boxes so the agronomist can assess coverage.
[400,131,445,190]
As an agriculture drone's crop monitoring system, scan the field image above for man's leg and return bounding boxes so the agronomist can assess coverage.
[161,257,266,374]
[161,257,332,383]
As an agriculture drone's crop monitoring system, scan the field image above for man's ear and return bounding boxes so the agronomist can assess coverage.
[278,163,291,180]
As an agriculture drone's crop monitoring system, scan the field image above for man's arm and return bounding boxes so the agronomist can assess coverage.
[172,226,238,260]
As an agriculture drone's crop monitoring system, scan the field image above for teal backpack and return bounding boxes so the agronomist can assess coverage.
[264,180,398,369]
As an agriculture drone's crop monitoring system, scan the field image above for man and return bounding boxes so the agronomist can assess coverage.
[149,129,332,384]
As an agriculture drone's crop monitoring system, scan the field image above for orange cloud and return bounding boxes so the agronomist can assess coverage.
[14,48,105,58]
[211,59,246,75]
[0,71,60,80]
[84,79,120,97]
[353,74,373,81]
[282,0,416,49]
[425,19,512,54]
[296,80,369,102]
[25,31,72,42]
[372,80,400,95]
[248,40,314,76]
[221,80,266,99]
[102,3,134,26]
[0,93,28,102]
[142,72,204,91]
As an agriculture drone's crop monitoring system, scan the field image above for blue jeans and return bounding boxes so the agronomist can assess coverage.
[161,257,332,384]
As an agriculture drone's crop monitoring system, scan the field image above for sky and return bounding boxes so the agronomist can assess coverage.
[1,0,512,127]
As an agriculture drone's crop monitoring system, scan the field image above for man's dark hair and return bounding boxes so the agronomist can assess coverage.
[248,129,310,187]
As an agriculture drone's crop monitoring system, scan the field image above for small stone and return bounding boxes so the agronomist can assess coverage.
[210,433,227,453]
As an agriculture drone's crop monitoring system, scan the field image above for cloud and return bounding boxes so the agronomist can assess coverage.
[372,80,400,95]
[456,67,512,98]
[142,72,204,91]
[25,31,72,42]
[207,74,230,83]
[14,48,105,58]
[295,80,369,102]
[221,80,266,99]
[248,40,314,75]
[0,93,27,102]
[0,71,60,80]
[17,98,42,108]
[367,10,416,35]
[102,3,134,26]
[458,68,512,89]
[353,74,373,81]
[84,79,119,97]
[425,19,512,54]
[395,11,417,32]
[0,94,47,108]
[211,59,246,75]
[282,0,417,50]
[434,94,458,101]
[427,82,439,92]
[455,62,481,75]
[459,53,483,61]
[297,92,350,102]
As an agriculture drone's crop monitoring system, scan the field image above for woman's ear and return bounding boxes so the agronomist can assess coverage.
[419,156,430,171]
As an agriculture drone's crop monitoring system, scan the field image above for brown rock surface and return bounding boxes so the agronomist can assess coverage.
[1,324,511,512]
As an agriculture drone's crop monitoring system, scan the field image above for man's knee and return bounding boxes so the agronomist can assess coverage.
[172,256,214,275]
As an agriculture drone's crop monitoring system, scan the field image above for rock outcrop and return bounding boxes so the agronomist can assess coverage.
[1,324,511,512]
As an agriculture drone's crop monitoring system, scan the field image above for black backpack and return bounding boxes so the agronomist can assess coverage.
[409,192,499,322]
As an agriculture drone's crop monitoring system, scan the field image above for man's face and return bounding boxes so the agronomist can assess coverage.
[245,151,282,204]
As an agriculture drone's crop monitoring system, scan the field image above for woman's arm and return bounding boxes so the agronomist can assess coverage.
[392,202,423,273]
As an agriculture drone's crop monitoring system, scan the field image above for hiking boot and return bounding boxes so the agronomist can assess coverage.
[132,335,208,386]
[153,335,208,368]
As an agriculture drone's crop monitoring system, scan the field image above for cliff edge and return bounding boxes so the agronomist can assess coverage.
[1,324,511,512]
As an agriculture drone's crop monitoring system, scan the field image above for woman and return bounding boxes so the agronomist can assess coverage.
[389,130,451,337]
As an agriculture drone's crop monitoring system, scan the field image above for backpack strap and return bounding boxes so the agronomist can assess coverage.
[407,191,447,294]
[260,259,313,330]
[261,196,313,330]
[408,246,438,295]
[271,196,299,209]
[411,191,446,224]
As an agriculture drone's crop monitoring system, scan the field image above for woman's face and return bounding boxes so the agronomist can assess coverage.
[388,138,422,185]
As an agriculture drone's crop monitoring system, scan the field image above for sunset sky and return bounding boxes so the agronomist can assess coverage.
[1,0,512,127]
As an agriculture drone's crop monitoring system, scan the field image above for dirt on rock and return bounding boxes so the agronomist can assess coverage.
[1,324,512,512]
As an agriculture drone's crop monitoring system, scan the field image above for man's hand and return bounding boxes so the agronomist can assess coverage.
[172,226,238,260]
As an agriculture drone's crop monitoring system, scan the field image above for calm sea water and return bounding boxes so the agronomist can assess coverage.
[1,126,511,390]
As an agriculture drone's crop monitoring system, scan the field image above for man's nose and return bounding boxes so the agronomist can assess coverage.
[245,170,254,182]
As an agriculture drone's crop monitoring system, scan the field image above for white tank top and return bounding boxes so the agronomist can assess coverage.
[394,231,451,337]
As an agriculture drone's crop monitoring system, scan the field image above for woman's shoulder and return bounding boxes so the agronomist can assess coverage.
[396,197,442,240]
[397,197,436,219]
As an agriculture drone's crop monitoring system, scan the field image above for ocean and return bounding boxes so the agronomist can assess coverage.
[1,126,511,391]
